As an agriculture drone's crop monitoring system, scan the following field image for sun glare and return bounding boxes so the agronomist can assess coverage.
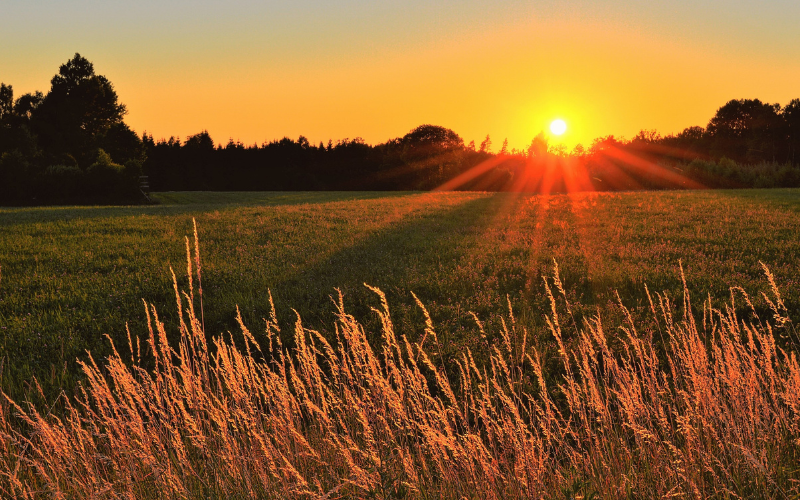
[550,119,567,136]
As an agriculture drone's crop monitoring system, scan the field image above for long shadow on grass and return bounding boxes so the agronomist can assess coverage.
[0,191,425,400]
[710,187,800,214]
[257,195,505,348]
[255,192,628,359]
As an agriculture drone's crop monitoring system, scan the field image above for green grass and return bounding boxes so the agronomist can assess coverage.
[2,189,800,399]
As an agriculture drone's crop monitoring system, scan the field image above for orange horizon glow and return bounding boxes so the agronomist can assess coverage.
[2,1,799,151]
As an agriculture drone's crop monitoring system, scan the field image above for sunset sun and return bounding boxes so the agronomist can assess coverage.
[550,119,567,136]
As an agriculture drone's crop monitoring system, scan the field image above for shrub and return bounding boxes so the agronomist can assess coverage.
[684,157,800,188]
[38,164,85,201]
[85,149,139,202]
[0,150,33,203]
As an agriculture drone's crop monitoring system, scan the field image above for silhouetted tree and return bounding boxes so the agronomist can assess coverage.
[13,91,44,119]
[402,125,463,155]
[0,151,34,203]
[32,53,130,167]
[632,129,661,144]
[183,131,214,151]
[678,126,704,141]
[499,138,508,155]
[783,99,800,165]
[0,54,143,204]
[61,92,800,195]
[707,99,784,163]
[479,135,492,153]
[0,83,43,203]
[98,122,146,166]
[0,84,12,119]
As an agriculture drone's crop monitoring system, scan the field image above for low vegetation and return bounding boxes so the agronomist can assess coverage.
[1,232,798,498]
[2,190,800,404]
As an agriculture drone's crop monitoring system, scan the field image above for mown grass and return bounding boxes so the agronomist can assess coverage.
[1,189,800,402]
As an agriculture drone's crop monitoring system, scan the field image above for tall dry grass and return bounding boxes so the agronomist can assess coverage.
[0,228,798,499]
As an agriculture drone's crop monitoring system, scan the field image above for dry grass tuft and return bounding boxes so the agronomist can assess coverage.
[1,228,798,499]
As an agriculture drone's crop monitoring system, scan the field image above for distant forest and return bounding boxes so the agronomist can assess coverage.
[2,54,800,205]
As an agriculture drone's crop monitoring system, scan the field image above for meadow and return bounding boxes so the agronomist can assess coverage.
[1,189,799,498]
[1,189,800,402]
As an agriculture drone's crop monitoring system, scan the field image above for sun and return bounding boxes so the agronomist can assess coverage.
[550,119,567,136]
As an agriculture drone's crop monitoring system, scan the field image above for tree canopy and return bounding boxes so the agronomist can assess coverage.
[706,99,785,163]
[402,125,463,151]
[0,54,143,204]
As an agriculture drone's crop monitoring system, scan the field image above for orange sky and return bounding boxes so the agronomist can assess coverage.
[2,1,799,150]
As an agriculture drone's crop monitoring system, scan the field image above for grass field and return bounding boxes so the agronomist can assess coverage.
[1,189,800,400]
[2,189,800,498]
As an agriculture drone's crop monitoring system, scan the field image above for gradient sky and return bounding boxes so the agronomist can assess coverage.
[2,0,799,150]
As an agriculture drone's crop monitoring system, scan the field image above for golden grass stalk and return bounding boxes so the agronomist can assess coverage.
[0,234,798,499]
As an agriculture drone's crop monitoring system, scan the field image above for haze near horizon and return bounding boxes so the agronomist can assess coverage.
[3,0,799,150]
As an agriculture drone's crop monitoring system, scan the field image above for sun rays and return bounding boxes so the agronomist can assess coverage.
[431,138,707,195]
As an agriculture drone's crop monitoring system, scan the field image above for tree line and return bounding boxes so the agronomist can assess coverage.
[137,95,800,194]
[2,54,800,205]
[142,126,493,192]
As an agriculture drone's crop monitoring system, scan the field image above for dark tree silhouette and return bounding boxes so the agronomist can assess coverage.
[499,138,508,155]
[13,91,44,119]
[33,53,129,166]
[0,54,143,204]
[184,131,215,151]
[783,99,800,165]
[479,134,491,153]
[0,84,12,119]
[707,99,784,163]
[402,125,463,155]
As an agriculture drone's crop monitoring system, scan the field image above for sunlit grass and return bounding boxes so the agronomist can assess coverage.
[1,238,798,498]
[1,189,800,402]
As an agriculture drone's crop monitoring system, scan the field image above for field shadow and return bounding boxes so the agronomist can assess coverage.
[258,195,504,341]
[152,190,418,207]
[709,187,800,213]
